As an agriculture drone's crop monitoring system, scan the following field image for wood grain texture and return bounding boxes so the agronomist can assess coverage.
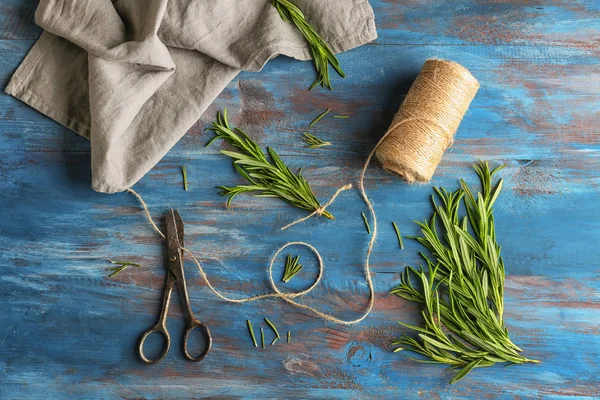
[1,1,599,399]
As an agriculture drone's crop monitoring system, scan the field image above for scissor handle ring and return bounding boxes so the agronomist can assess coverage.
[138,325,171,364]
[183,320,212,362]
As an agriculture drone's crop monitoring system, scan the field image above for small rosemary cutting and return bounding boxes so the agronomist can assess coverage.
[302,133,331,149]
[282,254,303,283]
[207,110,335,220]
[272,0,345,90]
[390,161,538,383]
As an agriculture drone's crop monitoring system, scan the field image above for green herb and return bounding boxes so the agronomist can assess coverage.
[309,108,331,128]
[361,212,371,234]
[107,265,127,278]
[271,337,278,346]
[332,115,349,119]
[181,165,188,191]
[106,260,141,278]
[107,260,141,267]
[392,222,404,249]
[272,1,344,90]
[247,320,258,347]
[302,133,331,149]
[282,254,304,283]
[287,330,291,343]
[207,110,335,219]
[390,161,538,384]
[261,327,265,349]
[264,317,281,339]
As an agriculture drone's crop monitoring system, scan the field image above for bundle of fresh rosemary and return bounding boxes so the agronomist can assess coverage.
[272,0,345,90]
[206,110,335,219]
[391,161,538,383]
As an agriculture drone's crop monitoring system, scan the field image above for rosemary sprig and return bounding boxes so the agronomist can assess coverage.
[106,260,141,278]
[282,254,304,283]
[206,110,335,220]
[181,165,188,191]
[361,212,371,234]
[247,320,258,347]
[302,133,331,149]
[392,222,404,249]
[390,161,538,383]
[309,108,331,128]
[264,317,281,339]
[272,0,345,90]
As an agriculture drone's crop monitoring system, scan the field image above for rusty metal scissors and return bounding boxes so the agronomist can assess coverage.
[138,209,212,364]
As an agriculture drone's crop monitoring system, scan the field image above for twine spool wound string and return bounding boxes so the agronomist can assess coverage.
[127,59,479,325]
[375,59,480,183]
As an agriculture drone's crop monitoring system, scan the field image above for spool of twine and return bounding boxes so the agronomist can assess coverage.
[375,59,480,183]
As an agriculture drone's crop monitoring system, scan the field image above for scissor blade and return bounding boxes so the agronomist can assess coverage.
[166,209,184,249]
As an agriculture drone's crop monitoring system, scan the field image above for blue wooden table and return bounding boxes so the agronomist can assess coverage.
[1,1,599,398]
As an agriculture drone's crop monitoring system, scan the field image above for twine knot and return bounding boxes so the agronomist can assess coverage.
[279,183,353,231]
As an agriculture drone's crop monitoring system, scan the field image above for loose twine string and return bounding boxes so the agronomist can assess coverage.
[126,58,479,325]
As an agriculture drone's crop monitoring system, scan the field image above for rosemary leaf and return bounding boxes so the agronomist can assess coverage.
[207,110,335,220]
[181,165,188,191]
[247,320,258,347]
[287,330,291,343]
[264,317,281,339]
[391,161,538,383]
[272,1,345,90]
[302,133,331,149]
[107,260,141,267]
[332,115,349,119]
[282,254,304,283]
[271,337,278,346]
[361,212,371,234]
[309,108,331,128]
[261,328,265,349]
[106,260,141,278]
[107,265,127,278]
[392,222,404,249]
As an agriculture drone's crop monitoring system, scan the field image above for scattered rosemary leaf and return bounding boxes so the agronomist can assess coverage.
[302,133,331,149]
[206,110,335,220]
[361,212,371,234]
[272,1,344,90]
[264,317,281,339]
[332,115,349,119]
[181,165,188,191]
[107,260,141,267]
[260,328,265,349]
[106,260,141,278]
[392,222,404,249]
[287,331,291,343]
[107,265,127,278]
[271,337,278,346]
[282,255,304,283]
[247,320,258,347]
[393,347,403,353]
[391,161,538,383]
[309,108,331,128]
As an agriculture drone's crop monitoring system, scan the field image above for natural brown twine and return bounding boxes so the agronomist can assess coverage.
[375,59,480,183]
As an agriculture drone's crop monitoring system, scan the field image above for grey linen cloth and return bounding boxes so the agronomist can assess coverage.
[5,0,377,193]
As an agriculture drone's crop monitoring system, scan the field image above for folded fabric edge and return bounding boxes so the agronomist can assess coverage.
[5,32,92,138]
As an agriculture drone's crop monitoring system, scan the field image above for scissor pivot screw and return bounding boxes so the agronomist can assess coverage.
[170,256,177,262]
